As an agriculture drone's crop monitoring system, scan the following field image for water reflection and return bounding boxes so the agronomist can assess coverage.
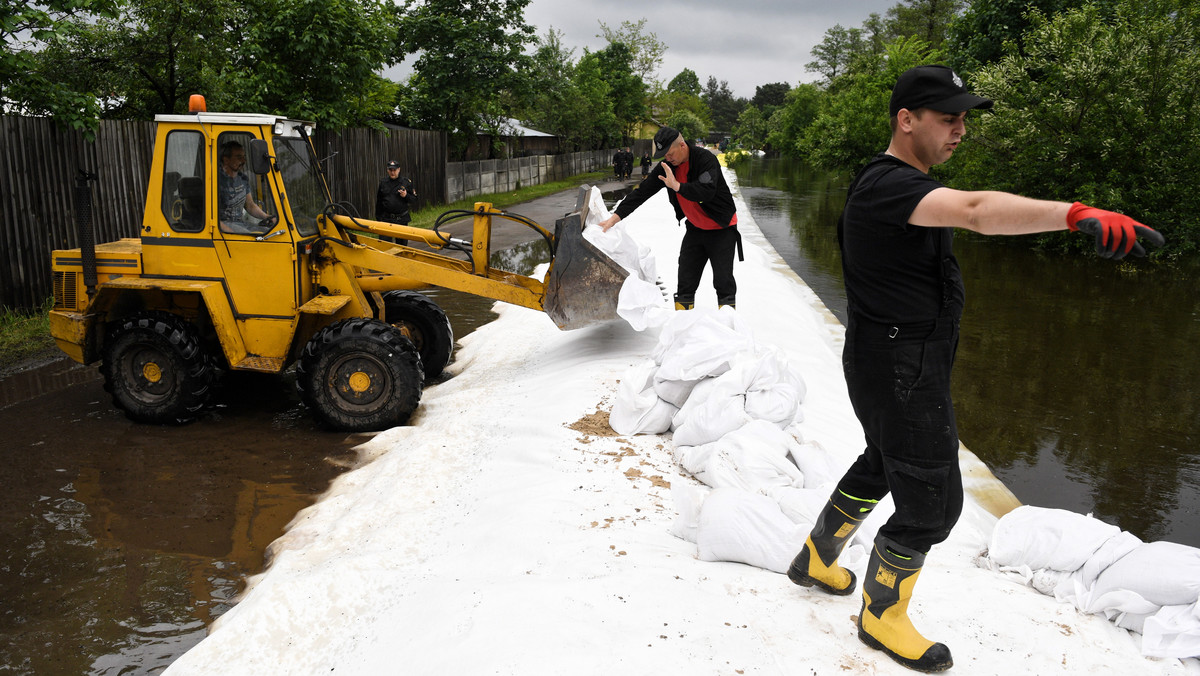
[734,156,1200,547]
[0,367,356,675]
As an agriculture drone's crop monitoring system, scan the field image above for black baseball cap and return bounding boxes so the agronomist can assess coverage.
[386,160,400,169]
[889,65,993,116]
[652,127,681,159]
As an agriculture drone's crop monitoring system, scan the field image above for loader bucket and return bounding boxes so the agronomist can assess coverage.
[543,185,629,330]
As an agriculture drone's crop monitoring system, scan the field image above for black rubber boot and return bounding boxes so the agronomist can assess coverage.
[858,536,953,673]
[787,489,876,595]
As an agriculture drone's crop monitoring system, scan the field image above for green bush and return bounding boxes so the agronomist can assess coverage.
[947,0,1200,259]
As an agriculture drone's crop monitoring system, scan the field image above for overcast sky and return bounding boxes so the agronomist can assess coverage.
[386,0,903,100]
[523,0,900,98]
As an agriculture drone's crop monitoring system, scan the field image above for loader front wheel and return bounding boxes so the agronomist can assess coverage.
[383,290,453,380]
[296,318,423,432]
[100,311,215,424]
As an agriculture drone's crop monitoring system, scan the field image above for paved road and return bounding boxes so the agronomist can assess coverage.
[429,177,636,251]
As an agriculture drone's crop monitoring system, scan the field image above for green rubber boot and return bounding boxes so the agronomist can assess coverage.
[787,490,876,595]
[858,536,953,673]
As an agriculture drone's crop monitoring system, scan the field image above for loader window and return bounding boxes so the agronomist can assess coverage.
[274,136,328,237]
[216,132,280,235]
[161,131,205,233]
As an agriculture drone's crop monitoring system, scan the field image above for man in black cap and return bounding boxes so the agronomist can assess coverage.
[375,159,416,244]
[785,65,1163,673]
[597,126,739,309]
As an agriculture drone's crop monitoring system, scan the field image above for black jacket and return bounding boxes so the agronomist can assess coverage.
[615,143,735,229]
[376,175,416,223]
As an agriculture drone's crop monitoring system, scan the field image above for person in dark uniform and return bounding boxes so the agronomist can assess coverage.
[612,148,624,180]
[640,150,651,177]
[786,65,1164,673]
[375,159,416,244]
[596,127,740,309]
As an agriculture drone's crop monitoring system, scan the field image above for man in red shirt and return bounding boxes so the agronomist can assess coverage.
[598,127,740,309]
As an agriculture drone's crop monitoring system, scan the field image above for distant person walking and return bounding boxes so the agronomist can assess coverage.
[640,150,651,177]
[786,64,1164,673]
[597,127,740,309]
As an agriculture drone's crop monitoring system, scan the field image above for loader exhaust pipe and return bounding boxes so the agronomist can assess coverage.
[75,169,99,299]
[542,185,628,330]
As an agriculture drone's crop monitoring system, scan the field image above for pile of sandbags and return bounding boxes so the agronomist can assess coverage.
[985,505,1200,658]
[609,307,890,574]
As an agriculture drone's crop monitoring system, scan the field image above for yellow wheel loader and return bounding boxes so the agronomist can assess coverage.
[49,100,627,431]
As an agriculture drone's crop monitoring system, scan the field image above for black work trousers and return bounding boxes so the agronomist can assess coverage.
[676,223,738,306]
[837,314,963,553]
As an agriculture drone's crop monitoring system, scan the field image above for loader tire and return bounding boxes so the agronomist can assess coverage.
[100,311,215,424]
[296,318,423,432]
[383,290,453,380]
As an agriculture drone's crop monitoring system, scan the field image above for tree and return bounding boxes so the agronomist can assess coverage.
[31,0,237,120]
[752,82,790,119]
[566,53,618,150]
[395,0,535,157]
[1,0,121,137]
[732,105,768,151]
[228,0,401,129]
[799,36,941,170]
[883,0,965,50]
[702,76,745,133]
[766,83,825,157]
[664,109,705,143]
[947,0,1089,74]
[949,0,1200,257]
[667,68,701,97]
[515,28,576,150]
[592,41,647,141]
[597,18,667,89]
[806,24,866,83]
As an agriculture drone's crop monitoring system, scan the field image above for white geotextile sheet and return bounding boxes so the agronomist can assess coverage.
[986,505,1200,658]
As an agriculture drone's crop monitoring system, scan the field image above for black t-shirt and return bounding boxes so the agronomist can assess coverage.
[839,153,965,324]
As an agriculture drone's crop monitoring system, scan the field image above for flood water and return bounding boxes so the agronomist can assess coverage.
[0,291,501,675]
[733,156,1200,548]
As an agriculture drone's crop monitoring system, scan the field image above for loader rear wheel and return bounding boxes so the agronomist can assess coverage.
[383,290,454,380]
[296,318,423,432]
[100,311,215,424]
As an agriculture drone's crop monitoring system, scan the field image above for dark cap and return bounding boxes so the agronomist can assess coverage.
[652,127,681,159]
[386,160,400,169]
[889,65,993,116]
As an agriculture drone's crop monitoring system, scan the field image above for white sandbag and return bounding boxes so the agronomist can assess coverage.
[653,374,703,408]
[695,488,808,574]
[609,361,678,435]
[671,382,751,447]
[653,309,756,382]
[616,275,671,332]
[582,187,656,283]
[786,439,842,489]
[989,505,1124,572]
[1092,541,1200,608]
[669,480,710,543]
[673,420,805,493]
[1143,602,1200,659]
[742,345,807,426]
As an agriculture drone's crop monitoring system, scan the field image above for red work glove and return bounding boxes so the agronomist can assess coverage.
[1066,202,1164,260]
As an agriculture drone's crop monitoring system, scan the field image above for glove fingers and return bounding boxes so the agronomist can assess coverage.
[1134,224,1166,250]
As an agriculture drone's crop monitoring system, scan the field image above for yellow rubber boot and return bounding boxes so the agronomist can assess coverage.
[858,536,953,673]
[787,490,876,595]
[673,293,694,311]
